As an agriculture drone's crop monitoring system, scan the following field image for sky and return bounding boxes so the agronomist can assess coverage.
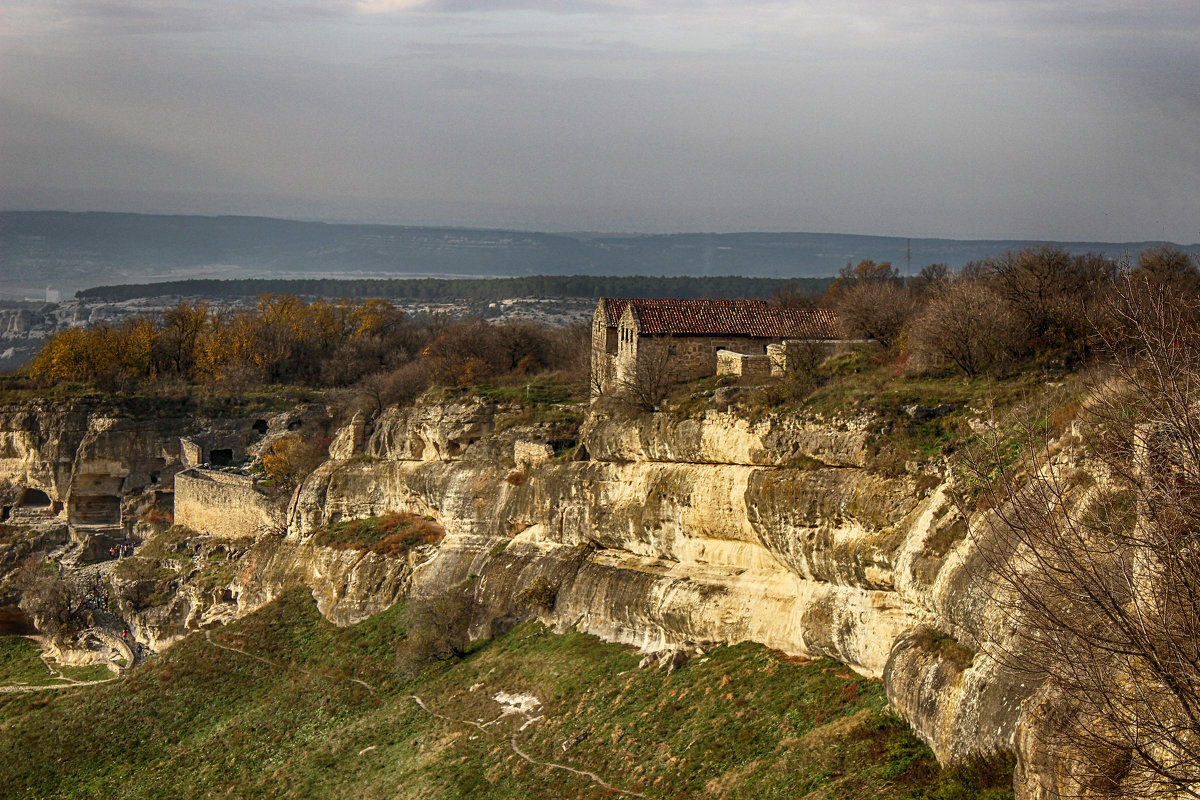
[1,0,1197,242]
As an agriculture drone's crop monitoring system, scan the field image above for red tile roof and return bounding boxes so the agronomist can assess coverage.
[599,298,837,339]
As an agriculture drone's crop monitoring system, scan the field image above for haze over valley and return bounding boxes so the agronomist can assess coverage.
[4,211,1198,300]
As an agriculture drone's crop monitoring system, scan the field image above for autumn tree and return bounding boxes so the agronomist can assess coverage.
[911,263,950,294]
[909,277,1018,377]
[831,258,900,290]
[260,434,328,491]
[353,360,431,416]
[1132,245,1200,294]
[769,283,819,310]
[26,293,590,399]
[16,560,85,639]
[831,280,911,350]
[154,301,208,377]
[397,584,478,674]
[251,294,312,382]
[422,319,506,386]
[971,246,1119,363]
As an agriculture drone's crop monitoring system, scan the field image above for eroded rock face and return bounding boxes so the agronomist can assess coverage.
[579,408,871,467]
[365,401,498,462]
[0,401,269,538]
[281,399,1048,781]
[2,394,1083,799]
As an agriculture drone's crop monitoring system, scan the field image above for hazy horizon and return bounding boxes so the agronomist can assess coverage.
[3,207,1200,248]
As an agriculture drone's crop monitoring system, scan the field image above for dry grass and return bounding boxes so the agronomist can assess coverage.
[312,511,444,558]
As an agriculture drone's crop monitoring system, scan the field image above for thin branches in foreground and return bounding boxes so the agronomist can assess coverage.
[964,278,1200,799]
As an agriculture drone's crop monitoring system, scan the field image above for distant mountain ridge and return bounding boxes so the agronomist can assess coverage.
[2,210,1196,298]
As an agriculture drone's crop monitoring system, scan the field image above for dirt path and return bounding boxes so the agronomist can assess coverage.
[0,655,118,694]
[409,695,646,798]
[204,630,284,669]
[0,676,118,694]
[204,631,379,698]
[0,638,121,694]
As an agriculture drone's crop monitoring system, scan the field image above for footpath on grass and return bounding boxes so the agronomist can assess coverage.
[0,634,121,694]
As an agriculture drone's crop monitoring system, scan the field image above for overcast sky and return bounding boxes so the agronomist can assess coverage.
[1,0,1197,242]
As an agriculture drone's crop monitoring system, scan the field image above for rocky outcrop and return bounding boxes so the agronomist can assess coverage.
[115,535,427,651]
[281,398,1044,777]
[579,407,870,467]
[0,401,261,535]
[2,393,1089,798]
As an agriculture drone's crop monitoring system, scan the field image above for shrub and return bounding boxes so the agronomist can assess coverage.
[516,575,558,609]
[353,359,431,416]
[139,506,172,527]
[397,586,477,673]
[908,277,1018,377]
[260,434,328,491]
[313,512,443,557]
[831,280,912,350]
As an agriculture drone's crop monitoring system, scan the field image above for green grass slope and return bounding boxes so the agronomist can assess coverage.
[0,638,111,689]
[0,589,1012,799]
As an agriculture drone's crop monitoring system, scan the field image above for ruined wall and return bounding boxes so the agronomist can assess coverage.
[0,402,277,536]
[173,469,285,538]
[715,349,772,378]
[513,440,554,467]
[590,304,619,398]
[605,330,781,394]
[766,340,838,375]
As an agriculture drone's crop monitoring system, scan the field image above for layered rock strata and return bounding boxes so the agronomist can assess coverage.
[2,395,1081,798]
[284,401,1045,775]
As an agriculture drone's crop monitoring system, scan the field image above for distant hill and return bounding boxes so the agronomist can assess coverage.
[75,275,828,303]
[2,210,1196,298]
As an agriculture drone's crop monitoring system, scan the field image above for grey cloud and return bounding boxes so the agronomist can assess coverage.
[1,0,349,36]
[1,0,1197,241]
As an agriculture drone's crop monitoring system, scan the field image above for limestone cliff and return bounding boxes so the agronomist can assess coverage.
[1,393,1084,799]
[286,400,1045,776]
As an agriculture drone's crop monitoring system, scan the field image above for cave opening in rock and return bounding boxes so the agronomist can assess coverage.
[18,487,52,508]
[287,419,303,431]
[70,495,122,525]
[209,449,234,467]
[252,419,269,434]
[0,606,36,636]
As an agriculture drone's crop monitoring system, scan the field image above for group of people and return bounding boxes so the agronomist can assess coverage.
[107,542,134,560]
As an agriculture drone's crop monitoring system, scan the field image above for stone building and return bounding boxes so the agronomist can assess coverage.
[591,298,838,397]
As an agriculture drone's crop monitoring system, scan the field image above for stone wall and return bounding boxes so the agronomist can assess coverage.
[768,340,855,376]
[716,349,772,378]
[595,334,780,394]
[173,469,284,538]
[590,304,619,398]
[514,440,554,467]
[636,335,774,384]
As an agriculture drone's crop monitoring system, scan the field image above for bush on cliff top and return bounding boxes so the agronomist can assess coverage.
[312,511,444,557]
